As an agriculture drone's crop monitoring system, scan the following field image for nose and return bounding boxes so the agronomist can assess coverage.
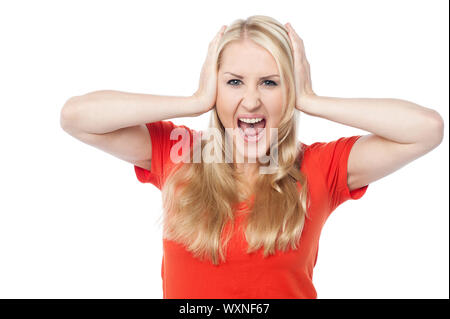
[241,87,261,111]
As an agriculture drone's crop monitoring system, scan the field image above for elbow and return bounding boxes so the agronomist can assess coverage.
[60,96,82,133]
[427,110,444,148]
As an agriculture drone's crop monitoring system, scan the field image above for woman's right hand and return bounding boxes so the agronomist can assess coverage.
[192,25,227,115]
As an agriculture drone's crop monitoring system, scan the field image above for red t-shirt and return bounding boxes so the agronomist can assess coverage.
[134,120,369,299]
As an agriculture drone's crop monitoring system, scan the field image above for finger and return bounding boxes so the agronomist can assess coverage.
[215,25,227,39]
[207,26,226,60]
[287,30,305,56]
[285,24,295,47]
[286,23,303,44]
[209,25,227,47]
[286,22,296,34]
[285,23,299,46]
[285,22,295,34]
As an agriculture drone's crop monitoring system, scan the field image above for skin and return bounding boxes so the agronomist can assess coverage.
[200,23,442,198]
[284,22,444,193]
[216,39,284,187]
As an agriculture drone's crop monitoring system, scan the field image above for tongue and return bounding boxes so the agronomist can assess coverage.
[239,119,266,136]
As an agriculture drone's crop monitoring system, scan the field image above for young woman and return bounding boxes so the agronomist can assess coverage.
[60,16,444,299]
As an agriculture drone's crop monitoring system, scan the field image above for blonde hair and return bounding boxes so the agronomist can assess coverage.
[161,15,310,265]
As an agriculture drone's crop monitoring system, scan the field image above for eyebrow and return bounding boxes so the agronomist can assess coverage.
[224,72,280,79]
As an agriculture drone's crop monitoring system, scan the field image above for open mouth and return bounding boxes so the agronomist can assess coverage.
[237,117,266,143]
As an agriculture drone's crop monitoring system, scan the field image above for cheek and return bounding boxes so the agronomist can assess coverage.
[216,100,237,127]
[216,104,235,128]
[267,102,284,126]
[268,90,283,106]
[217,89,238,107]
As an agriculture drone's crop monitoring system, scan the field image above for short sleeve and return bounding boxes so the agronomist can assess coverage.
[134,120,196,190]
[312,135,369,212]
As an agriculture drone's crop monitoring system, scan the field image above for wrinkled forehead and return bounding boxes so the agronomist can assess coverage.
[219,41,279,76]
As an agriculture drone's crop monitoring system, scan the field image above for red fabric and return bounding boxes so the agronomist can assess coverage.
[134,120,369,299]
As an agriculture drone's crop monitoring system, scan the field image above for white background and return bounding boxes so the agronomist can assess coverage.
[0,0,448,299]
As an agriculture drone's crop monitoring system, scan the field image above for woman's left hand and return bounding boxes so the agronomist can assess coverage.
[285,22,316,111]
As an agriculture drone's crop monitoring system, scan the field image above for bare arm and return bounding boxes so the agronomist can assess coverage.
[60,90,201,134]
[60,90,201,171]
[59,25,225,171]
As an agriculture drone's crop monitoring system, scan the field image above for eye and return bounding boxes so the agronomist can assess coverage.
[227,79,242,86]
[226,79,278,87]
[263,80,278,86]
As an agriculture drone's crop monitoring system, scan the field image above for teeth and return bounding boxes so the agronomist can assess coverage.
[239,117,263,124]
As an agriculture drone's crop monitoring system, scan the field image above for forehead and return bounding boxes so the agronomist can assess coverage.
[220,40,278,75]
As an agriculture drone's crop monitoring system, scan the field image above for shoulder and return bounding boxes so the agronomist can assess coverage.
[296,139,333,173]
[297,140,322,159]
[300,137,357,157]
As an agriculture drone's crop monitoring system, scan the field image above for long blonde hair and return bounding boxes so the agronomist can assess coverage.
[161,15,310,265]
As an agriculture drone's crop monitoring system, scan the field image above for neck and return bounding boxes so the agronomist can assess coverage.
[234,163,260,198]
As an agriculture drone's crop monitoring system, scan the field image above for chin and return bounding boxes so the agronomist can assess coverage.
[234,132,271,163]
